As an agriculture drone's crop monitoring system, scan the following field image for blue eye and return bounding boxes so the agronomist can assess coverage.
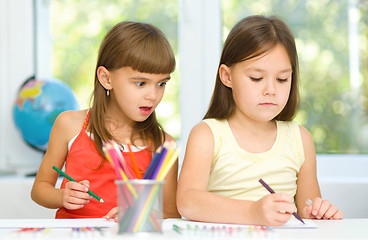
[135,81,146,87]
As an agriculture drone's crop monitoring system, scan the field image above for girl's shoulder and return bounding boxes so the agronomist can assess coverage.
[278,120,313,147]
[201,118,228,135]
[297,124,313,145]
[188,120,216,142]
[54,109,89,141]
[56,109,88,126]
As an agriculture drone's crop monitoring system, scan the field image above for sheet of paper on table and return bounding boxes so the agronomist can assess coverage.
[163,217,318,230]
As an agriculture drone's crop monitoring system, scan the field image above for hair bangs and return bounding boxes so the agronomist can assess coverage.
[242,41,277,62]
[223,21,280,66]
[124,33,175,74]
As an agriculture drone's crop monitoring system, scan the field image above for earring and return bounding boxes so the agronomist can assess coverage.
[106,89,110,96]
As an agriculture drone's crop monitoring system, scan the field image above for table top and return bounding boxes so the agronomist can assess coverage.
[273,218,368,239]
[0,218,367,239]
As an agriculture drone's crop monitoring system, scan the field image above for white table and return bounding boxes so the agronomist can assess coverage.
[274,219,368,239]
[0,218,367,239]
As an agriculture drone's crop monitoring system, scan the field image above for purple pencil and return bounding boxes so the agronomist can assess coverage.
[151,146,168,179]
[259,178,305,224]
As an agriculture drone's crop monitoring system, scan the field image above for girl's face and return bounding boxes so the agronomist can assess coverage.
[222,44,292,122]
[108,66,170,123]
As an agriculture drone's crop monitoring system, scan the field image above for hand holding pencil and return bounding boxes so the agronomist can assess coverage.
[252,178,301,226]
[53,166,104,210]
[259,179,304,224]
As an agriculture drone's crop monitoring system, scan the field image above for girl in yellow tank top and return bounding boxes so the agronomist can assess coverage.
[177,15,343,226]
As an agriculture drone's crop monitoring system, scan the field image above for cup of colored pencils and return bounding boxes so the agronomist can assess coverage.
[102,140,180,234]
[116,179,164,233]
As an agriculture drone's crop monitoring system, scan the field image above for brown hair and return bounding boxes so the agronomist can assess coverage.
[88,21,175,159]
[204,15,299,121]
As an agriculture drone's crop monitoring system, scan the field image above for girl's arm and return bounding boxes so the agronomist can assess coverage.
[177,122,296,226]
[31,110,91,209]
[295,126,343,219]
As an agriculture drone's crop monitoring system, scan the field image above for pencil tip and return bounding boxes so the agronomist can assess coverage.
[100,199,105,203]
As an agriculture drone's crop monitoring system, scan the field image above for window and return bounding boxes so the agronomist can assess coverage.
[1,0,366,175]
[223,0,368,153]
[50,0,180,138]
[1,0,221,173]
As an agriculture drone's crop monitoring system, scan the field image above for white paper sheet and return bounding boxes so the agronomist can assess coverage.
[163,217,318,230]
[0,218,117,228]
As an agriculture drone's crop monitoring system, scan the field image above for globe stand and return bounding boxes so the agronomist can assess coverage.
[26,172,38,177]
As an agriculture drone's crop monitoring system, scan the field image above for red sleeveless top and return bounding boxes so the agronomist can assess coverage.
[55,112,152,218]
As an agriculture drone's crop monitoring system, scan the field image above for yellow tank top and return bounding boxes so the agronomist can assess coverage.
[204,119,304,201]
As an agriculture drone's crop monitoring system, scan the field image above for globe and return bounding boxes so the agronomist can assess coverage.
[13,77,79,152]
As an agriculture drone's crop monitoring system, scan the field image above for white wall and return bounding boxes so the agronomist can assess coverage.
[317,155,368,218]
[0,0,44,175]
[178,0,221,161]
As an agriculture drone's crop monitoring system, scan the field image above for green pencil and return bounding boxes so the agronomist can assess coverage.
[173,224,182,234]
[52,166,104,203]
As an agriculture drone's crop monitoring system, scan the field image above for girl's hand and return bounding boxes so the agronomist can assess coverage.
[302,197,343,220]
[62,180,92,210]
[104,207,119,222]
[252,193,296,226]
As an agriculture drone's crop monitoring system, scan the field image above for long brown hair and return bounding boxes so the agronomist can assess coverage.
[204,15,299,121]
[88,21,175,159]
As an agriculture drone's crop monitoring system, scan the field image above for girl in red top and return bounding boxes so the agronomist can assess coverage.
[31,21,180,220]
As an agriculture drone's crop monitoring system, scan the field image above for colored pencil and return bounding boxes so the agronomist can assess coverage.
[103,143,137,200]
[52,166,104,203]
[143,146,162,179]
[157,147,180,180]
[102,140,180,232]
[111,141,135,179]
[126,140,143,179]
[173,224,182,234]
[133,183,163,232]
[150,144,169,179]
[258,178,304,224]
[103,144,124,180]
[103,142,161,231]
[103,142,135,180]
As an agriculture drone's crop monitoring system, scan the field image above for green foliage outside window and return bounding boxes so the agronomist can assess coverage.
[50,0,180,139]
[223,0,368,153]
[51,0,368,153]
